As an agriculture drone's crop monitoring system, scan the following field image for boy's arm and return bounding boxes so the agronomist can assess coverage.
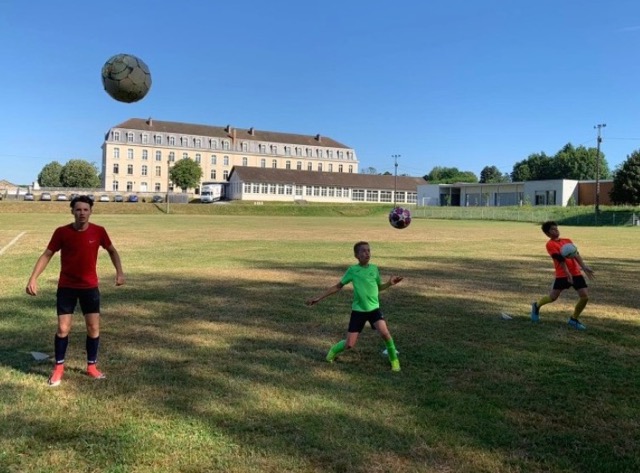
[379,276,403,291]
[574,254,595,280]
[306,282,344,306]
[26,249,54,296]
[106,245,125,286]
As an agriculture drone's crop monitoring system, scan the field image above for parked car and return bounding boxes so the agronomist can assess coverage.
[69,193,79,200]
[24,193,35,201]
[127,194,139,203]
[99,194,110,202]
[40,192,52,201]
[87,194,95,202]
[114,194,124,202]
[152,195,164,203]
[56,193,68,201]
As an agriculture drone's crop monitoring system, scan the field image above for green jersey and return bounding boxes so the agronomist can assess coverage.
[341,263,382,312]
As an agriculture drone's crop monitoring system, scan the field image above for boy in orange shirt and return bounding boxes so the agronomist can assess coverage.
[531,221,595,330]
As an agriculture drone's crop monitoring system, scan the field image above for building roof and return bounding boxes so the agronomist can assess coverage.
[228,166,426,191]
[112,118,352,149]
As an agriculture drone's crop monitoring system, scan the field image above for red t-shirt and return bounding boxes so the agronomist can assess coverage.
[546,237,581,278]
[47,223,113,288]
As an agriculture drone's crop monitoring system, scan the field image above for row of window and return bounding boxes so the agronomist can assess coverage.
[110,131,355,159]
[110,181,162,193]
[239,182,417,203]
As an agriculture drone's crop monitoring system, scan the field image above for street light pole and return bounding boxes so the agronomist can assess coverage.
[392,154,401,207]
[594,123,606,214]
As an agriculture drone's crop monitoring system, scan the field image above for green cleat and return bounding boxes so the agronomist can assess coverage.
[326,349,337,363]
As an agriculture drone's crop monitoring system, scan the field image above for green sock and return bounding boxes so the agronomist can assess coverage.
[384,338,398,361]
[330,340,346,356]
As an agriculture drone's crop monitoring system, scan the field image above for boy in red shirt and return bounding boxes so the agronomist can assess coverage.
[531,221,595,330]
[26,195,125,386]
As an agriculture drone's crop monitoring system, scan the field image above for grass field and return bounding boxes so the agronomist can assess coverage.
[1,209,639,472]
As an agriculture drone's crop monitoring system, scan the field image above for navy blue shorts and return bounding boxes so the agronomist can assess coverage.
[56,287,101,315]
[553,276,588,291]
[348,308,385,333]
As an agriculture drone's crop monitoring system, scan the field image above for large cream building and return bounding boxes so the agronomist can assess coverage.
[101,118,359,194]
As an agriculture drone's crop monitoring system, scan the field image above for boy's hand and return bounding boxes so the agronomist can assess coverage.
[583,267,595,280]
[305,297,319,306]
[389,276,403,285]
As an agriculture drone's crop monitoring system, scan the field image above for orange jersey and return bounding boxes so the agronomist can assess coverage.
[546,238,581,277]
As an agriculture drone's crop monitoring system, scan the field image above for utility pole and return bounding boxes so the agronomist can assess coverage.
[594,123,606,214]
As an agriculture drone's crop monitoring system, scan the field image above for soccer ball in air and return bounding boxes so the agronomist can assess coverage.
[101,53,152,103]
[388,207,411,229]
[560,243,578,258]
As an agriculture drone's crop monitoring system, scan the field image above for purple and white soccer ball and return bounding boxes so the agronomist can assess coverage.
[388,207,411,229]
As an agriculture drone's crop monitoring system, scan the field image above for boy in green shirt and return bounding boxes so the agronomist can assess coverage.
[306,241,403,372]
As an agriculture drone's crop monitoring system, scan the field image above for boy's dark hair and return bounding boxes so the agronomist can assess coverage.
[541,221,557,234]
[70,195,94,209]
[354,241,369,255]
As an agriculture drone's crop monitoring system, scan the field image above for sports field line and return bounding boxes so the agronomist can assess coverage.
[0,231,26,256]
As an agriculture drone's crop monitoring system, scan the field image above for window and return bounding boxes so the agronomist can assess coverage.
[259,144,266,154]
[210,170,217,179]
[352,190,365,202]
[380,191,392,202]
[307,162,312,171]
[169,136,176,146]
[328,163,333,172]
[306,148,312,157]
[113,131,120,141]
[295,185,303,196]
[223,170,229,180]
[277,184,285,194]
[338,164,343,172]
[113,164,119,174]
[127,181,133,192]
[142,150,148,160]
[182,152,188,160]
[127,149,133,160]
[260,159,266,168]
[155,183,161,192]
[241,142,248,152]
[113,147,120,159]
[211,155,217,165]
[252,183,260,193]
[127,165,133,175]
[195,138,202,148]
[242,157,248,166]
[348,165,353,173]
[286,160,291,169]
[327,150,333,158]
[141,165,148,176]
[210,139,218,149]
[154,135,162,145]
[284,146,291,155]
[295,147,302,156]
[127,132,134,142]
[169,152,175,162]
[112,180,119,191]
[222,140,230,150]
[181,136,189,147]
[316,149,323,158]
[272,159,277,169]
[223,156,229,166]
[297,161,302,170]
[317,163,323,172]
[195,153,201,164]
[366,190,379,202]
[155,166,162,177]
[270,145,277,154]
[155,151,162,161]
[142,134,148,144]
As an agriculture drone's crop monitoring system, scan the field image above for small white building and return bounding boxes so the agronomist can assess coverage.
[417,180,579,207]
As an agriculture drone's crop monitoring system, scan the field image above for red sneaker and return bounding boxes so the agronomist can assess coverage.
[86,365,106,380]
[48,364,64,387]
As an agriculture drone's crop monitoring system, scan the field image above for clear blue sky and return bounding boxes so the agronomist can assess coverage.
[2,0,640,184]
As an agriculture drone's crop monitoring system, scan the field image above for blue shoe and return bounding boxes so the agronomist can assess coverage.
[568,318,586,330]
[530,302,540,322]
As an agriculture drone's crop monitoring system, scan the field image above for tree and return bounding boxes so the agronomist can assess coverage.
[60,160,101,188]
[169,158,203,192]
[610,150,640,205]
[38,161,63,187]
[479,165,509,183]
[424,166,477,184]
[362,166,378,175]
[512,152,554,181]
[554,143,611,180]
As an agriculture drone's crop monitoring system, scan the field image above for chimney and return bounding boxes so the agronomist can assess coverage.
[147,117,153,126]
[315,133,321,142]
[249,127,255,135]
[225,124,231,133]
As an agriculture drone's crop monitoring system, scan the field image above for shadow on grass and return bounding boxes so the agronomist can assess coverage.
[1,255,639,472]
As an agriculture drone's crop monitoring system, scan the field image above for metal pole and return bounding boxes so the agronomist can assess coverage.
[392,154,400,207]
[593,123,606,214]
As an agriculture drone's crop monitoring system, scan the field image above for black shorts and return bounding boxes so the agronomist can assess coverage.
[348,308,385,333]
[553,276,588,291]
[56,287,101,315]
